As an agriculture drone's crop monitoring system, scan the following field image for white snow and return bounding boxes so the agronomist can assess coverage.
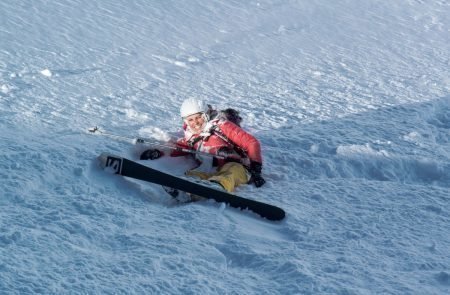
[1,0,449,294]
[40,69,53,77]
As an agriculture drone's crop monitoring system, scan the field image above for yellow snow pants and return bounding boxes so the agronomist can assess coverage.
[186,162,249,192]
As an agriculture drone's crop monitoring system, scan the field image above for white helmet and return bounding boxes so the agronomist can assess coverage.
[180,98,208,118]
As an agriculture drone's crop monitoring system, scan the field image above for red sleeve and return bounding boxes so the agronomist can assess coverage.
[169,137,191,157]
[219,121,262,163]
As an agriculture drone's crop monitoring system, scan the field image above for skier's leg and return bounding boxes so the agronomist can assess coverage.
[208,162,250,192]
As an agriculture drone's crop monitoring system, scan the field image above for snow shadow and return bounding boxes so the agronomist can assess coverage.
[264,96,450,188]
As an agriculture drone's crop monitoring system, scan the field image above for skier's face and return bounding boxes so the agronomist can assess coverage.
[185,113,206,134]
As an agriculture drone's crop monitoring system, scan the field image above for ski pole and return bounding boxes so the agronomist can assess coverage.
[87,126,231,160]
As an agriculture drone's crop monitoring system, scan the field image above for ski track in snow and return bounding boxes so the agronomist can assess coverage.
[1,0,450,294]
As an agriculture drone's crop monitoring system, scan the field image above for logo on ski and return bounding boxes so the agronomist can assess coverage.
[105,156,123,174]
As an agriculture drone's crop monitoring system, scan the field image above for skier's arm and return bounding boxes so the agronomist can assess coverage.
[219,121,262,163]
[219,121,266,187]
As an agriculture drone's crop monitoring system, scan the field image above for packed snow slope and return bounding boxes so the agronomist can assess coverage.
[1,0,449,294]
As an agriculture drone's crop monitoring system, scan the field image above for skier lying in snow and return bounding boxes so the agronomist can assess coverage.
[139,98,266,193]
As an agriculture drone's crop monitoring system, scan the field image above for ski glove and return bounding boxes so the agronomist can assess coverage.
[140,149,163,160]
[249,161,266,188]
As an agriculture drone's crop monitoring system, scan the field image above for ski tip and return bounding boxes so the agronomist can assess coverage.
[97,152,125,175]
[275,209,286,221]
[262,207,286,221]
[97,152,108,168]
[97,152,119,168]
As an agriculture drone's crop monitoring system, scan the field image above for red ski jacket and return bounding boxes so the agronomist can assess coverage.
[172,119,262,167]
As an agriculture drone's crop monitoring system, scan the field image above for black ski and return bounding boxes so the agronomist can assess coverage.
[98,153,285,221]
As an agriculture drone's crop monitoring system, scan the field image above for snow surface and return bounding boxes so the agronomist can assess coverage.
[1,0,450,294]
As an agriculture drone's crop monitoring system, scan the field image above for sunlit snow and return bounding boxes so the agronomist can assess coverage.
[1,0,449,294]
